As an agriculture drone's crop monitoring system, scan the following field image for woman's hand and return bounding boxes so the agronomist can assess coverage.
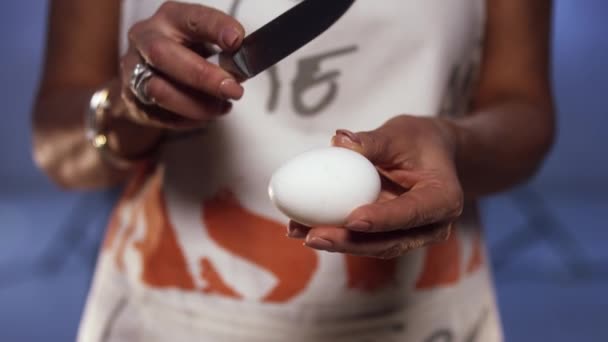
[289,115,465,259]
[120,1,246,129]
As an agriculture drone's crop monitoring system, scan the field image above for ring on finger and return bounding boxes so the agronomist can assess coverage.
[130,63,156,105]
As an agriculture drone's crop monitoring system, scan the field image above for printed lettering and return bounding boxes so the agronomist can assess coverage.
[291,46,358,115]
[202,189,318,302]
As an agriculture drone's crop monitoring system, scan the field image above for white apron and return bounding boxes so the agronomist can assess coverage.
[78,1,503,341]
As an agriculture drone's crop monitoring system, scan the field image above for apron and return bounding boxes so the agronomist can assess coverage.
[78,1,503,341]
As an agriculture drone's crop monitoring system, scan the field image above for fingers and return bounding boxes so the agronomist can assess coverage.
[120,2,245,128]
[155,1,245,51]
[303,223,452,259]
[132,31,244,100]
[121,47,231,123]
[344,179,463,233]
[330,123,463,233]
[144,76,232,120]
[331,129,394,167]
[121,87,214,130]
[285,156,462,236]
[287,221,310,239]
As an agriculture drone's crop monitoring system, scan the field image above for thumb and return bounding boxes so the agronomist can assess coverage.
[331,129,392,165]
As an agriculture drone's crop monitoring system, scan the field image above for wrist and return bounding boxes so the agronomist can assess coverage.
[433,116,468,162]
[86,83,164,168]
[437,115,493,199]
[104,116,165,160]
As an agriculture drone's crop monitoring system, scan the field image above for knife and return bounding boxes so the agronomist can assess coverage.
[208,0,355,81]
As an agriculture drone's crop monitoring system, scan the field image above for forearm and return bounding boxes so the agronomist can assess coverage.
[441,0,555,198]
[32,79,163,190]
[447,99,555,198]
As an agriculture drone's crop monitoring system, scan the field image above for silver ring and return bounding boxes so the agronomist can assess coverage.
[130,63,156,105]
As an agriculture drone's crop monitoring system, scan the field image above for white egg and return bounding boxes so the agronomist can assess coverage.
[268,147,381,227]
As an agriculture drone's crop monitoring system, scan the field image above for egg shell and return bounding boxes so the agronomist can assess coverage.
[268,147,381,227]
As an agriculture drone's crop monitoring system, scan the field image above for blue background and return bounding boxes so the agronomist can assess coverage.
[1,1,606,341]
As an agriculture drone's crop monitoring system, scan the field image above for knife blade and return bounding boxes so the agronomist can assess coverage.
[209,0,355,81]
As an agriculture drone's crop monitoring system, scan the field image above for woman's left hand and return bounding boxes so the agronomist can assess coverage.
[288,115,465,259]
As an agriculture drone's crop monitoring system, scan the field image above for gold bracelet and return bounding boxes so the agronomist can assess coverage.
[85,87,156,168]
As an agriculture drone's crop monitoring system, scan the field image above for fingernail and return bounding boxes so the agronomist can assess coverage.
[305,237,334,251]
[220,28,242,50]
[287,227,308,239]
[332,129,363,148]
[219,79,244,100]
[345,220,372,232]
[336,130,362,144]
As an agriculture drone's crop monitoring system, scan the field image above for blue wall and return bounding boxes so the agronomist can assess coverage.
[0,1,606,341]
[536,0,608,195]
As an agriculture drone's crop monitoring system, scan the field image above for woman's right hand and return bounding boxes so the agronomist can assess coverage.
[120,1,246,129]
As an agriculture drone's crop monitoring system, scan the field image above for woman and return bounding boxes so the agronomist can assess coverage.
[32,0,554,341]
